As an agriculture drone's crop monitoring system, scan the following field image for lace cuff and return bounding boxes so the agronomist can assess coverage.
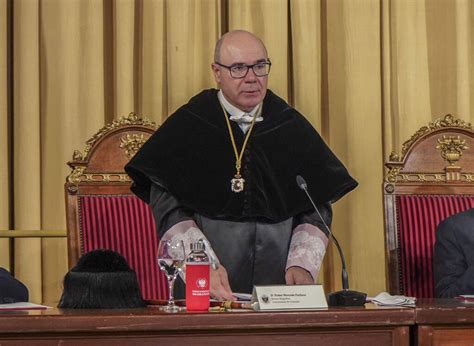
[286,223,328,280]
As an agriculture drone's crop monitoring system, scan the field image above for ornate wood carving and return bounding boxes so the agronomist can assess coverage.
[66,112,156,193]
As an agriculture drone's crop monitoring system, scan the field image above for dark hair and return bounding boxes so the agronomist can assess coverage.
[58,249,146,309]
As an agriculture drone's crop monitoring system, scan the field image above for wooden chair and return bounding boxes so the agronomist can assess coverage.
[65,112,167,300]
[384,114,474,298]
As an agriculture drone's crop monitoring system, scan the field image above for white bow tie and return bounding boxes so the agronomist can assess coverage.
[229,113,264,124]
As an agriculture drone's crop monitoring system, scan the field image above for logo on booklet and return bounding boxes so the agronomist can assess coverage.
[196,278,208,288]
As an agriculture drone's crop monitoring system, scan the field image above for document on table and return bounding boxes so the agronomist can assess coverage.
[0,302,50,310]
[368,292,416,307]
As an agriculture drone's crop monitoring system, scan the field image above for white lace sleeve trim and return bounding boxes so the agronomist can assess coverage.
[286,223,328,280]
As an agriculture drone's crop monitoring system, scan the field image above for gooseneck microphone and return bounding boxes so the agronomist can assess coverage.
[296,175,366,306]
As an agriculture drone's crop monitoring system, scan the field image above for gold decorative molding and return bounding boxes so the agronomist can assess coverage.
[389,114,472,163]
[431,114,472,129]
[385,172,444,185]
[120,133,147,158]
[81,112,156,161]
[384,172,474,186]
[398,127,430,160]
[445,166,461,182]
[66,113,155,192]
[384,183,395,193]
[72,150,83,161]
[385,114,474,185]
[436,135,468,166]
[67,172,131,185]
[67,167,86,185]
[66,172,132,193]
[387,173,445,183]
[83,173,131,183]
[389,151,400,162]
[386,167,401,183]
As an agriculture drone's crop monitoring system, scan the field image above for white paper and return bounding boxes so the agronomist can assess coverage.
[0,302,51,310]
[233,292,252,301]
[368,292,416,307]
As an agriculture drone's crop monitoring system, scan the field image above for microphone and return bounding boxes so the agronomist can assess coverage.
[296,175,366,306]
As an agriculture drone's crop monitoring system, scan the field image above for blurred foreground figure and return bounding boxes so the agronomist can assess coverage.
[0,268,28,303]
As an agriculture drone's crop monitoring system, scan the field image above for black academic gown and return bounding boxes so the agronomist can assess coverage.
[126,89,357,293]
[150,183,333,294]
[434,208,474,298]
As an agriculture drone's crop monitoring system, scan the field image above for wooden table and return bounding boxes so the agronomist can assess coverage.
[416,299,474,346]
[0,304,414,345]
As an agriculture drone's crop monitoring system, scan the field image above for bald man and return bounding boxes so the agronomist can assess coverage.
[126,30,357,300]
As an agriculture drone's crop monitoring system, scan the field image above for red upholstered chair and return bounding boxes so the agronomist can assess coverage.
[384,114,474,298]
[65,113,167,300]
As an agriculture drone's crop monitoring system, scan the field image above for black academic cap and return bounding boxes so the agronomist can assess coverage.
[58,249,146,309]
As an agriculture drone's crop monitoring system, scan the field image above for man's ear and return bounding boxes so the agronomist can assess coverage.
[211,63,221,83]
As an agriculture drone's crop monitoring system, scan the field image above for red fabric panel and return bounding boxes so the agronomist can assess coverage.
[78,195,167,300]
[397,195,474,298]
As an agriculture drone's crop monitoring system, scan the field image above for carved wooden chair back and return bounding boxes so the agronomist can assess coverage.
[65,113,167,300]
[384,114,474,298]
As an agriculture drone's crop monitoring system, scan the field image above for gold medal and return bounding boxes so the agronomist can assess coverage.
[231,175,245,192]
[220,102,261,193]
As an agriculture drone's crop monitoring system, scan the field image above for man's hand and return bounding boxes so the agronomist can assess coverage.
[210,265,234,300]
[285,266,314,285]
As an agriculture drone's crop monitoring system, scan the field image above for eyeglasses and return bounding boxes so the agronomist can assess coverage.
[214,60,272,79]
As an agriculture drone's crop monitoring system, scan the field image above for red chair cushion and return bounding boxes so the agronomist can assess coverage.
[78,195,167,300]
[397,195,474,298]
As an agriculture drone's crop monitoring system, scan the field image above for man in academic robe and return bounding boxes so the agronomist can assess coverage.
[434,208,474,298]
[125,30,357,300]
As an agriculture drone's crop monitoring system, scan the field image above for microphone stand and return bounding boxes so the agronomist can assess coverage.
[296,175,367,306]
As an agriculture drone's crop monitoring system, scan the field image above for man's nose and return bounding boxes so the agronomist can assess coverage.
[244,67,257,82]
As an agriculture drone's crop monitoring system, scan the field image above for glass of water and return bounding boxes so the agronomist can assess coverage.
[157,239,185,313]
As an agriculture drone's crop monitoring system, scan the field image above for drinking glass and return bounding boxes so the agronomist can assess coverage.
[157,239,185,312]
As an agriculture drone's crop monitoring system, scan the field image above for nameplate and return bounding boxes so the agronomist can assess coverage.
[251,285,328,311]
